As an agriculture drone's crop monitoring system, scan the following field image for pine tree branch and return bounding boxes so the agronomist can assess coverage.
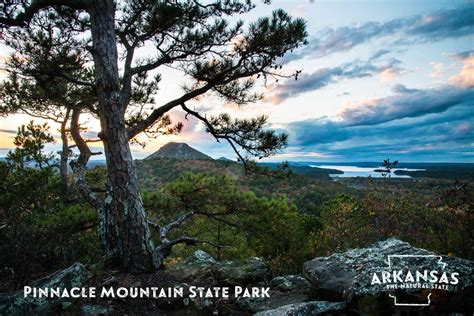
[126,62,265,139]
[180,102,249,168]
[0,0,89,27]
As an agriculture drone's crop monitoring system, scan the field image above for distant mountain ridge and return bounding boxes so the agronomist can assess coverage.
[145,142,213,160]
[218,157,233,161]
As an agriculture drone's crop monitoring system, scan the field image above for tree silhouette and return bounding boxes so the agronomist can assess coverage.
[0,0,307,272]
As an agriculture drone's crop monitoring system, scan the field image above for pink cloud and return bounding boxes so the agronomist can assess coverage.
[429,62,445,78]
[449,55,474,88]
[379,68,399,81]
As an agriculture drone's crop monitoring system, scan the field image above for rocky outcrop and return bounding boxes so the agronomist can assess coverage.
[166,251,320,313]
[168,251,269,286]
[236,275,313,313]
[2,240,471,315]
[255,301,346,316]
[81,304,113,315]
[0,262,87,315]
[185,249,217,265]
[217,257,269,286]
[170,242,474,314]
[163,251,271,312]
[303,238,474,313]
[270,275,311,292]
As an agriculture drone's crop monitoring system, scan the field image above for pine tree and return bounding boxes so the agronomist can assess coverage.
[0,0,307,272]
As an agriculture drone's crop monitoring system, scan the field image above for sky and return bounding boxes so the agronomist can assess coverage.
[0,0,473,162]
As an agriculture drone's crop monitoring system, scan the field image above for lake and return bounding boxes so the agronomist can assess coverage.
[310,165,425,178]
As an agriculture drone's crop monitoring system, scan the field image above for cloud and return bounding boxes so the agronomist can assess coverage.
[289,103,474,145]
[379,68,401,82]
[0,129,18,135]
[369,49,392,61]
[338,84,474,126]
[429,62,445,78]
[456,122,472,135]
[391,84,419,94]
[138,107,222,157]
[284,118,351,145]
[406,6,474,39]
[280,66,474,161]
[267,57,405,104]
[286,4,474,61]
[448,50,474,61]
[82,130,100,139]
[268,151,336,160]
[449,50,474,88]
[283,103,474,161]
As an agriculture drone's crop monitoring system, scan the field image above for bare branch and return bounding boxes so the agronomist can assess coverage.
[69,107,103,210]
[158,236,230,251]
[149,208,240,247]
[159,211,195,242]
[180,102,249,168]
[68,138,101,149]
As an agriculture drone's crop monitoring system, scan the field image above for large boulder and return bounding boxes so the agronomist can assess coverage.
[168,250,269,286]
[81,304,113,315]
[304,238,474,312]
[184,249,217,266]
[217,257,269,286]
[237,275,312,313]
[165,251,272,313]
[255,301,346,316]
[0,262,88,315]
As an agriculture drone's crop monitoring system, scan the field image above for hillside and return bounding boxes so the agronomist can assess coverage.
[394,166,474,180]
[145,142,212,160]
[135,158,355,216]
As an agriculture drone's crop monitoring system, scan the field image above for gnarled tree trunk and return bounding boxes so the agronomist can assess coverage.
[88,0,155,272]
[59,109,71,199]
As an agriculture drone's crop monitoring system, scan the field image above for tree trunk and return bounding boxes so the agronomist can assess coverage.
[59,110,70,200]
[88,0,155,272]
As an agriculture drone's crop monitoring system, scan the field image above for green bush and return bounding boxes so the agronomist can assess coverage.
[143,172,318,275]
[0,162,100,289]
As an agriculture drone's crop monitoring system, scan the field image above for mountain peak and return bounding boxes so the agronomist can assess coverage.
[218,157,233,161]
[145,142,213,160]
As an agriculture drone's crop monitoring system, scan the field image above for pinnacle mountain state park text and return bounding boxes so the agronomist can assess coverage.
[23,286,271,299]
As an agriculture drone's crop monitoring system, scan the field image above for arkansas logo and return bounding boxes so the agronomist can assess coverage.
[371,255,459,306]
